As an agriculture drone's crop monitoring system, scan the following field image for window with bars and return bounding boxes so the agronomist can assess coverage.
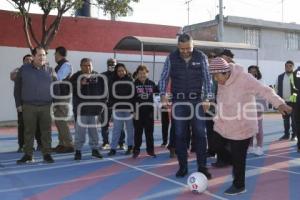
[285,32,299,50]
[244,28,260,47]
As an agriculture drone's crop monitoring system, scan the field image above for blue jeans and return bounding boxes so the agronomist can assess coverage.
[111,111,134,150]
[74,115,99,150]
[172,102,207,168]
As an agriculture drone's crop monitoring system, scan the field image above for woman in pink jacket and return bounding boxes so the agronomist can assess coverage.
[209,57,292,195]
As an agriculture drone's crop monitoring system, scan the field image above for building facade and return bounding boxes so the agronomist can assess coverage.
[184,15,300,85]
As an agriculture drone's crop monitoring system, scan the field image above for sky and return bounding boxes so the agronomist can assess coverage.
[1,0,300,27]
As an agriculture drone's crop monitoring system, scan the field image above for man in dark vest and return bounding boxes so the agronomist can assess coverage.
[275,60,297,141]
[15,47,56,164]
[52,46,74,153]
[159,33,213,179]
[292,64,300,152]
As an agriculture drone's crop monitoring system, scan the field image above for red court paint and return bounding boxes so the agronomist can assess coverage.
[25,158,144,200]
[250,141,291,200]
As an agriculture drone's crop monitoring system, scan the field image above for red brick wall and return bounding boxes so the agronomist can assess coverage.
[0,10,181,52]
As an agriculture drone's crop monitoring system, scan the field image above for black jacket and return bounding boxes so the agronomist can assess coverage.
[293,67,300,104]
[70,70,107,116]
[109,74,134,110]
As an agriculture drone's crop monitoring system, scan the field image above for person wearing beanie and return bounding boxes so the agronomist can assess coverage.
[158,33,213,179]
[209,57,292,195]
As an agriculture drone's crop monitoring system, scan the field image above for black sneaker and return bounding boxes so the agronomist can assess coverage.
[175,167,188,177]
[108,149,116,156]
[43,154,54,163]
[125,146,133,155]
[147,151,157,158]
[132,150,140,158]
[17,147,23,153]
[224,185,246,195]
[92,149,103,159]
[279,135,289,140]
[74,150,82,160]
[16,154,34,164]
[198,167,212,180]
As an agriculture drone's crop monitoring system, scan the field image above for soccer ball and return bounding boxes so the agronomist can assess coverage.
[187,172,208,193]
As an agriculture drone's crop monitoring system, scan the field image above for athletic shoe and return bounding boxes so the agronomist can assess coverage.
[254,147,264,156]
[175,167,188,177]
[74,150,82,160]
[92,149,103,159]
[43,154,54,163]
[16,154,34,164]
[108,149,116,156]
[224,185,246,195]
[247,146,255,154]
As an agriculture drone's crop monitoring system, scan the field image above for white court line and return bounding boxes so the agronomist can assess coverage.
[246,165,300,175]
[246,150,297,161]
[107,158,229,200]
[0,157,119,176]
[0,172,115,193]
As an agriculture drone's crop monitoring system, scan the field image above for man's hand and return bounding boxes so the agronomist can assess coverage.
[160,95,169,108]
[202,100,210,113]
[277,104,292,116]
[17,106,22,112]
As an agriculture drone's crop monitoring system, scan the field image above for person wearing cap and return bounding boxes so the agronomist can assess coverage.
[158,33,213,179]
[220,49,235,63]
[209,57,292,195]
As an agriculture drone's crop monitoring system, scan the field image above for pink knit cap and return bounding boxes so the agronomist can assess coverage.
[209,57,231,74]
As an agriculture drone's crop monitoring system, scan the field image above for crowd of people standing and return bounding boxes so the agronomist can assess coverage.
[10,33,300,195]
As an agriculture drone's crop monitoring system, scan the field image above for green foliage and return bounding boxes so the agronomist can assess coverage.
[96,0,139,19]
[7,0,139,50]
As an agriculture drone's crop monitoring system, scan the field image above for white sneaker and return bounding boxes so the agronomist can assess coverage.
[255,147,264,156]
[247,146,255,154]
[102,144,111,150]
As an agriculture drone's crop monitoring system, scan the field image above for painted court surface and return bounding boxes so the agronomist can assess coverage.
[0,113,299,200]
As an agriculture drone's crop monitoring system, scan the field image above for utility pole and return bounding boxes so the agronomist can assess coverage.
[281,0,284,22]
[185,0,193,25]
[218,0,224,42]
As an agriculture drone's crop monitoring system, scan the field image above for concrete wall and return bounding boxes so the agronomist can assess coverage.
[223,25,300,84]
[1,46,167,122]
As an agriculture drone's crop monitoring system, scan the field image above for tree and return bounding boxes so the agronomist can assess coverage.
[8,0,139,51]
[95,0,139,21]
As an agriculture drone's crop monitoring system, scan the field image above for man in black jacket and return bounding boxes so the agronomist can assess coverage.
[70,58,107,160]
[276,60,297,140]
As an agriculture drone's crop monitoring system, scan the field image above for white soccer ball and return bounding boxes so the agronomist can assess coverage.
[187,172,208,193]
